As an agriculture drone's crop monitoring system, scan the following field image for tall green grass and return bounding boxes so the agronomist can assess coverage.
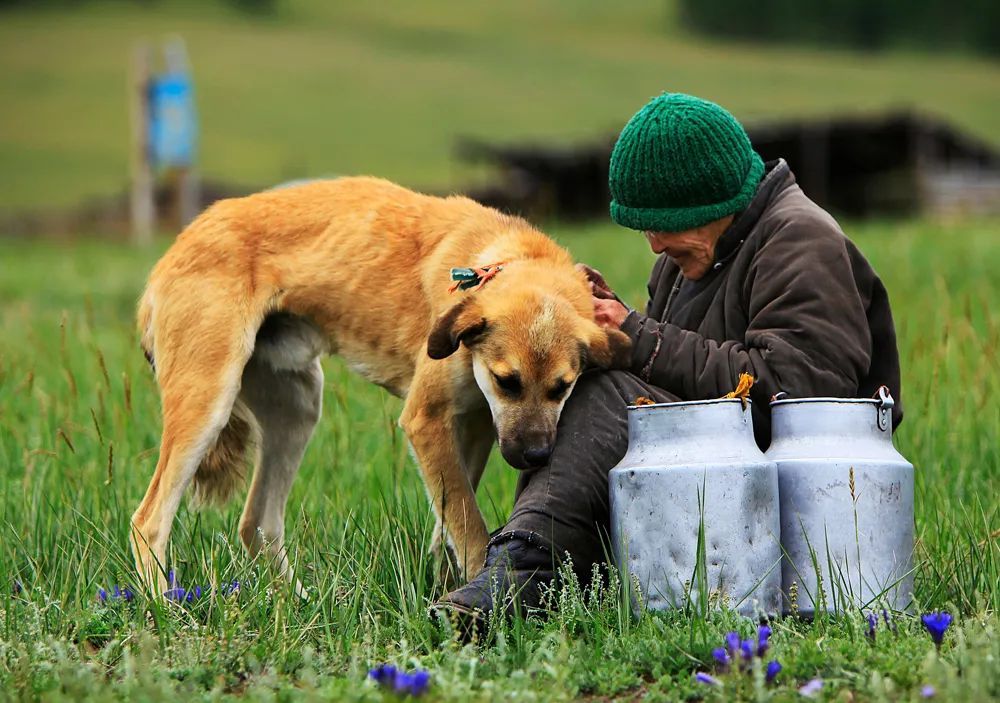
[0,217,997,700]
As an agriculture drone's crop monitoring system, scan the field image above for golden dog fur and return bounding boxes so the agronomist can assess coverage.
[131,177,630,595]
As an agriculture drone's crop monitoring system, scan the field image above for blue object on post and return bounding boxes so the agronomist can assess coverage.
[149,71,197,168]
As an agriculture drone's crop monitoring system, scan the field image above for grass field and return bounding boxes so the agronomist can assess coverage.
[2,1,999,700]
[1,218,998,701]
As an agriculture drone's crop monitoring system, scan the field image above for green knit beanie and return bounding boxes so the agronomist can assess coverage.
[609,93,765,232]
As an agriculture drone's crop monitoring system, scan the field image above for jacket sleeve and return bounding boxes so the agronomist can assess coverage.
[619,220,873,404]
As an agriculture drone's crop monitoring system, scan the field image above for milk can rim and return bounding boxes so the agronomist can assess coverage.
[770,396,880,407]
[626,397,751,411]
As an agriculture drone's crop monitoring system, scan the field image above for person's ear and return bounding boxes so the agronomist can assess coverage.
[427,298,488,359]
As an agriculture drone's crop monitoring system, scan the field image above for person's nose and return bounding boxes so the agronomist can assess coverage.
[646,233,668,254]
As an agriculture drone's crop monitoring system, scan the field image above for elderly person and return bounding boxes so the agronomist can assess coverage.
[435,93,903,625]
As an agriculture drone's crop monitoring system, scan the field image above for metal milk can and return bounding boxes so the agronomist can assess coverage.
[766,388,914,616]
[609,399,782,618]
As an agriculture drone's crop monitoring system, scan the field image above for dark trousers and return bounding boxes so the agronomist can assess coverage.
[503,370,678,576]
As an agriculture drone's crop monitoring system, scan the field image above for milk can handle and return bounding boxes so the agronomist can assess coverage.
[875,385,894,432]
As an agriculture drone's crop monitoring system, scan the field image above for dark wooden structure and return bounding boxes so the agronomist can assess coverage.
[458,111,1000,222]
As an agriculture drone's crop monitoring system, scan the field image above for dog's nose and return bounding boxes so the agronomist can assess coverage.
[523,446,552,467]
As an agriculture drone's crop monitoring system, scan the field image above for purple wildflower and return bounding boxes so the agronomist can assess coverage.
[882,607,897,634]
[393,672,414,694]
[368,664,397,685]
[695,672,721,686]
[97,587,108,603]
[921,612,953,647]
[164,587,187,602]
[368,664,430,696]
[409,670,431,696]
[711,647,729,667]
[725,631,741,658]
[740,639,755,662]
[921,684,936,698]
[867,612,878,642]
[799,678,823,697]
[757,625,772,657]
[765,660,781,683]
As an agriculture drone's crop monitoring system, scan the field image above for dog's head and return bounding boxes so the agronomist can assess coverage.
[427,291,631,470]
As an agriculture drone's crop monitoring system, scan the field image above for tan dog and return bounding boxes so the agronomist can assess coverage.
[130,177,630,596]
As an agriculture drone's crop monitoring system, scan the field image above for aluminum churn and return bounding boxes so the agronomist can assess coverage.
[609,398,782,617]
[767,388,914,616]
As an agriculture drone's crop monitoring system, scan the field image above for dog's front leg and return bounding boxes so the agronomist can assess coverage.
[400,382,489,580]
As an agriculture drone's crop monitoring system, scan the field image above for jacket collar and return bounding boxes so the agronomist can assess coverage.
[711,159,793,271]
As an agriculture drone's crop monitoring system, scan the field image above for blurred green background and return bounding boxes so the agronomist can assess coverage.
[1,0,998,213]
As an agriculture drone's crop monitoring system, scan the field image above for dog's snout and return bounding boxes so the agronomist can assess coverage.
[523,446,552,467]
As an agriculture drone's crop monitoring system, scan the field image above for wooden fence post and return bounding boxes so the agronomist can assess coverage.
[129,42,154,245]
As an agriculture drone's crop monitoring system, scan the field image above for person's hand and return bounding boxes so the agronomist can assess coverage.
[576,263,616,300]
[593,297,630,329]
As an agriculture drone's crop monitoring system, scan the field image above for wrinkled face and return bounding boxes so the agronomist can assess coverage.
[427,293,631,469]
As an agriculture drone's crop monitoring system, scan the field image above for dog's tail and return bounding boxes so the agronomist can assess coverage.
[190,398,259,509]
[137,282,259,509]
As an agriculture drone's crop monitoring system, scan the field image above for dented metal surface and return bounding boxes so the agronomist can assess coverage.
[609,399,782,618]
[767,392,915,616]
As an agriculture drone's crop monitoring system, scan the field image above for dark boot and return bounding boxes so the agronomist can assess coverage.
[431,530,556,638]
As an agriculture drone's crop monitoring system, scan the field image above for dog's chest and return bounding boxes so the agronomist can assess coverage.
[337,342,412,397]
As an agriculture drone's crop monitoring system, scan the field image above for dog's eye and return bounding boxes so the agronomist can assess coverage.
[493,373,522,395]
[548,379,570,401]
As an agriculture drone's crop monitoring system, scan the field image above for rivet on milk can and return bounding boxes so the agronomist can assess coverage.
[767,387,914,616]
[609,397,782,618]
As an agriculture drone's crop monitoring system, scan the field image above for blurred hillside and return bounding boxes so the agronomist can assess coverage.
[1,0,998,212]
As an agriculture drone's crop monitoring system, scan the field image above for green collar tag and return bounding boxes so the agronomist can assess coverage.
[450,267,484,291]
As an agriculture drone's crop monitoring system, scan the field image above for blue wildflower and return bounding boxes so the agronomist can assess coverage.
[393,672,414,694]
[711,647,729,667]
[757,624,772,656]
[368,664,397,686]
[725,631,741,658]
[867,612,878,642]
[164,587,187,602]
[882,607,897,634]
[368,664,430,697]
[921,684,936,698]
[921,612,953,648]
[799,678,823,697]
[765,660,781,683]
[98,587,108,603]
[409,670,431,696]
[695,672,721,686]
[740,639,754,662]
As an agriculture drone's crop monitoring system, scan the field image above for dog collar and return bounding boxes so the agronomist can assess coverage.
[448,262,506,293]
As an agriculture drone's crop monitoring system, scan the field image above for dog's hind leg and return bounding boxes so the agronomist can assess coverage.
[131,291,259,595]
[238,353,323,599]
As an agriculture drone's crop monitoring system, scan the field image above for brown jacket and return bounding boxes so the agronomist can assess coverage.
[620,160,903,447]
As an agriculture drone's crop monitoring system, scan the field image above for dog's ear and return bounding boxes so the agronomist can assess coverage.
[427,298,489,359]
[584,326,633,369]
